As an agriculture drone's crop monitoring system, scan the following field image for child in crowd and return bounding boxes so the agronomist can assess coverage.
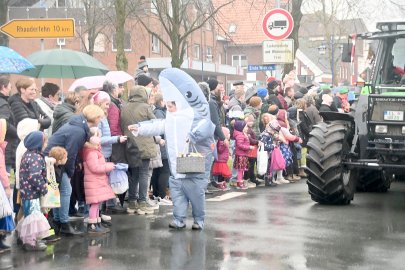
[82,127,115,235]
[48,146,68,185]
[212,127,231,191]
[0,119,14,254]
[244,114,261,187]
[233,120,254,190]
[17,131,51,251]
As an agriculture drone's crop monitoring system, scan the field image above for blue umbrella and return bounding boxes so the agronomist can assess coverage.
[0,46,34,74]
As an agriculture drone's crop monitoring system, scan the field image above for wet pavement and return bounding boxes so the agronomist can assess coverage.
[2,180,405,270]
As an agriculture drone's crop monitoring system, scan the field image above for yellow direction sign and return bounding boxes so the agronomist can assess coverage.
[0,18,75,38]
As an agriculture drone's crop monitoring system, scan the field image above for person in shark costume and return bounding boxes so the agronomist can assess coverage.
[129,68,215,230]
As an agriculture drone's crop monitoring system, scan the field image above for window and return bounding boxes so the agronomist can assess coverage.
[206,19,212,31]
[193,44,200,60]
[206,46,213,62]
[232,55,247,67]
[85,33,105,52]
[218,53,222,64]
[229,23,237,33]
[112,32,131,52]
[151,0,158,14]
[152,34,161,53]
[183,42,188,58]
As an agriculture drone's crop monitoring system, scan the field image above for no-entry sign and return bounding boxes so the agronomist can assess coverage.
[262,8,294,40]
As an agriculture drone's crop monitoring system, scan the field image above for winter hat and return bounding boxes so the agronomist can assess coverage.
[207,78,219,91]
[198,82,210,101]
[267,80,279,90]
[287,106,298,121]
[138,60,148,69]
[269,119,281,132]
[266,76,276,84]
[339,87,349,94]
[0,119,6,143]
[249,96,262,108]
[233,120,246,132]
[257,88,268,98]
[268,104,279,115]
[137,74,153,87]
[91,90,111,104]
[24,131,44,151]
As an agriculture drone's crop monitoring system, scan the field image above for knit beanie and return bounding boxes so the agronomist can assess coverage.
[138,60,148,69]
[207,78,219,91]
[257,88,268,98]
[91,90,111,104]
[249,96,262,108]
[137,74,153,87]
[267,80,278,90]
[233,120,246,132]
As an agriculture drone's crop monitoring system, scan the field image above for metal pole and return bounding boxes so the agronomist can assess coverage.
[331,35,334,86]
[201,28,204,81]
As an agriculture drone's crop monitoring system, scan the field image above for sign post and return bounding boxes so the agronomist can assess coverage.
[262,40,294,64]
[0,19,75,38]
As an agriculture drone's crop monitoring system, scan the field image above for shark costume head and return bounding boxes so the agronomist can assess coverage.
[158,68,215,178]
[159,68,209,117]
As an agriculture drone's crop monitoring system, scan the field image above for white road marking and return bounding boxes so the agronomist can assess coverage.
[206,192,247,202]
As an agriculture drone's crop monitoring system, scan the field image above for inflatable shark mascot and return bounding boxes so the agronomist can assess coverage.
[131,68,215,229]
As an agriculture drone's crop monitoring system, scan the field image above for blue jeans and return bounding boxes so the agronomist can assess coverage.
[53,172,72,223]
[169,174,207,228]
[204,151,214,184]
[128,159,150,202]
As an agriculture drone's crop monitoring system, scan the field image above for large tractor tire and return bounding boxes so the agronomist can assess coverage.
[305,121,356,204]
[357,170,392,192]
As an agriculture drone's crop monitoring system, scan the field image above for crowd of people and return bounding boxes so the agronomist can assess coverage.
[0,58,351,253]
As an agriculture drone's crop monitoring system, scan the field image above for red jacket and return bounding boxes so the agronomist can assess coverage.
[233,130,251,157]
[83,144,115,204]
[216,140,230,163]
[107,102,123,136]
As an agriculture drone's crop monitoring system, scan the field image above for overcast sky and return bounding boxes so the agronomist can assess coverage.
[301,0,405,31]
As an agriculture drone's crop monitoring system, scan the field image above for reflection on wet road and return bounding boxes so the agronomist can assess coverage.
[2,181,405,269]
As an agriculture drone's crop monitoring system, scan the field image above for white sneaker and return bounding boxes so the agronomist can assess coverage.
[146,199,159,210]
[246,180,256,188]
[158,198,173,206]
[278,178,290,184]
[273,179,282,185]
[101,214,111,221]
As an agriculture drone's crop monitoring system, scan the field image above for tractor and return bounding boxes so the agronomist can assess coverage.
[305,21,405,204]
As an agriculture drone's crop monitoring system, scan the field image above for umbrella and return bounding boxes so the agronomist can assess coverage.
[0,46,34,73]
[19,48,109,78]
[68,75,106,92]
[106,71,133,85]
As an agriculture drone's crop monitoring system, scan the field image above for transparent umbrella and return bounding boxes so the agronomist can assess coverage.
[0,46,34,74]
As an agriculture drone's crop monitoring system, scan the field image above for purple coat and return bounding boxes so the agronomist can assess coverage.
[233,130,251,157]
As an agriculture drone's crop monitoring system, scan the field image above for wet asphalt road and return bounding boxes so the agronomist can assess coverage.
[2,180,405,270]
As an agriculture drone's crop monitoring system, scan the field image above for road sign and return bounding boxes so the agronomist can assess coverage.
[262,39,294,64]
[262,8,294,40]
[0,19,75,39]
[247,64,276,72]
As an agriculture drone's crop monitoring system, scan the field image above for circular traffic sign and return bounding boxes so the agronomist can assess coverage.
[262,8,294,40]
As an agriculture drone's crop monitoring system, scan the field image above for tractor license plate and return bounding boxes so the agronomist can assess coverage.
[384,111,404,121]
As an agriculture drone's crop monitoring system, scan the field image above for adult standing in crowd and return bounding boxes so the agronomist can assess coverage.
[266,79,284,110]
[0,76,17,173]
[121,86,156,215]
[303,95,322,125]
[9,78,51,132]
[35,82,60,136]
[52,92,78,134]
[44,104,105,236]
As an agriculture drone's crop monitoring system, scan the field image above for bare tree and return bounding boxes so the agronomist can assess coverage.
[113,0,141,72]
[75,0,112,56]
[0,0,11,46]
[284,0,303,76]
[137,0,235,68]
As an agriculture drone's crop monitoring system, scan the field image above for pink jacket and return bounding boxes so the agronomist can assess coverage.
[280,127,300,143]
[83,144,115,204]
[233,130,251,157]
[216,140,230,163]
[0,143,9,189]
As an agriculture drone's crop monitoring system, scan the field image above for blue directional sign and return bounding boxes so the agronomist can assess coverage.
[248,64,276,72]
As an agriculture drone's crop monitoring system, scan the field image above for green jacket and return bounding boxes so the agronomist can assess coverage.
[120,86,157,166]
[244,105,261,138]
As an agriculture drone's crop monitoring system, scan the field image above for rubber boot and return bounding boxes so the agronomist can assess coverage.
[97,218,110,234]
[59,222,84,236]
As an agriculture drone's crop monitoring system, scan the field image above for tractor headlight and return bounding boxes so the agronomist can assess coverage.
[375,125,388,134]
[402,126,405,134]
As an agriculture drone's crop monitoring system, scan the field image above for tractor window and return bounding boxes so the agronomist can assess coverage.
[384,38,405,84]
[392,38,405,73]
